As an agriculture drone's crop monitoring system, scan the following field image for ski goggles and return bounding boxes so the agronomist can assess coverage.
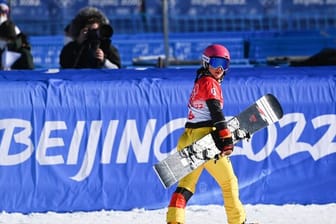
[202,55,230,71]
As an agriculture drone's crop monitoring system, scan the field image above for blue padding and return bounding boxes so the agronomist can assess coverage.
[29,36,64,69]
[249,36,335,60]
[0,67,335,213]
[29,35,246,69]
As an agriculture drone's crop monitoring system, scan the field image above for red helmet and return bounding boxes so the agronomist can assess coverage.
[203,44,230,60]
[202,44,230,70]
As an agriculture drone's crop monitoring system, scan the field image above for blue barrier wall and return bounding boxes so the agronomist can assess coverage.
[28,32,336,69]
[0,67,335,213]
[29,34,248,69]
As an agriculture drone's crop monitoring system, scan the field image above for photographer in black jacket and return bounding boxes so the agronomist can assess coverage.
[0,20,34,70]
[60,7,121,69]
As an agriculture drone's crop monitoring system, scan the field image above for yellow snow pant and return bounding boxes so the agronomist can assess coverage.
[166,127,246,224]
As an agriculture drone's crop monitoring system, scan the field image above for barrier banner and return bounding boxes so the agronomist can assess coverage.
[0,67,335,213]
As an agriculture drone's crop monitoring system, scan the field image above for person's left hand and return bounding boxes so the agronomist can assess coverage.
[218,127,234,156]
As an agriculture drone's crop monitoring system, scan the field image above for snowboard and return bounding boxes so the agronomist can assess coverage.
[153,93,283,188]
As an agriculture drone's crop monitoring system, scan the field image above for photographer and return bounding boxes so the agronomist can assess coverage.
[60,7,121,69]
[0,20,34,70]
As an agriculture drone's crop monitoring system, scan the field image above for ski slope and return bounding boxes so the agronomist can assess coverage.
[0,204,335,224]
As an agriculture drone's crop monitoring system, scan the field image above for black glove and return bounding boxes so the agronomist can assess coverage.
[212,121,234,156]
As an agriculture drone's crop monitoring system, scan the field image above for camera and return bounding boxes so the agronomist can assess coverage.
[85,24,114,67]
[86,24,113,50]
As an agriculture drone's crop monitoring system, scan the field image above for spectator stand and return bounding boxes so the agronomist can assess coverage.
[9,0,336,69]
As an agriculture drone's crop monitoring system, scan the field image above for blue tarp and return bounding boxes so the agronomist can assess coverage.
[0,66,335,213]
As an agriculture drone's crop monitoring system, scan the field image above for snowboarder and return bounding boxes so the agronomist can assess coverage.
[166,44,247,224]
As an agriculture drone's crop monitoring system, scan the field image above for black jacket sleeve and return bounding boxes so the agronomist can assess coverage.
[206,99,226,129]
[59,42,77,68]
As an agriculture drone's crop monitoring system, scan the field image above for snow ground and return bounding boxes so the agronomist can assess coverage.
[0,203,335,224]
